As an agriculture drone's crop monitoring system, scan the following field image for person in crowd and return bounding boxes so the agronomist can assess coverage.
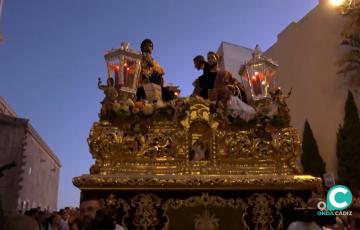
[79,198,102,230]
[1,214,39,230]
[37,211,47,230]
[82,207,126,230]
[58,209,69,230]
[45,212,62,230]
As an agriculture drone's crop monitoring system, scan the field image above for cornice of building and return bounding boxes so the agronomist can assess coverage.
[0,113,28,127]
[0,97,61,167]
[0,96,18,117]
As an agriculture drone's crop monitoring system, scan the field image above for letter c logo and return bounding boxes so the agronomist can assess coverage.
[327,185,352,211]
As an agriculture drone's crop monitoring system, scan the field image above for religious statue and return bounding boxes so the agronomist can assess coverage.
[136,39,179,102]
[191,52,245,102]
[192,51,256,121]
[98,77,118,119]
[191,55,210,97]
[190,139,209,161]
[270,87,292,126]
[193,55,209,73]
[140,39,165,85]
[136,39,164,101]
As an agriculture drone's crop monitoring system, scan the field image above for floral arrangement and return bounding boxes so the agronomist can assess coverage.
[100,96,288,130]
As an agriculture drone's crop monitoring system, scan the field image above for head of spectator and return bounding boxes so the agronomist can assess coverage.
[37,211,47,229]
[85,208,116,230]
[46,212,62,230]
[1,214,39,230]
[69,217,82,230]
[59,208,70,222]
[80,198,102,229]
[26,208,39,220]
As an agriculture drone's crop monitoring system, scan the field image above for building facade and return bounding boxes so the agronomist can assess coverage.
[0,97,61,214]
[218,1,360,177]
[217,41,253,83]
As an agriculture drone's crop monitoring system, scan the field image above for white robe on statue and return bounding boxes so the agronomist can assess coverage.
[227,96,257,121]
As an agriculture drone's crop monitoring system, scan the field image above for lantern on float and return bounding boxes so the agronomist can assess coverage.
[239,45,278,102]
[104,42,142,100]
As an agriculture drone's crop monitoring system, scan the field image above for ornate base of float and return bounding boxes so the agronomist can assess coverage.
[73,174,321,230]
[73,98,324,229]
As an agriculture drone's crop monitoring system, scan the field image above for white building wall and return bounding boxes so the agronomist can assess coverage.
[19,127,60,212]
[218,2,360,177]
[0,97,61,213]
[265,2,360,176]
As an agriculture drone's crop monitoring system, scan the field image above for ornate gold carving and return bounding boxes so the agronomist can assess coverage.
[194,210,219,230]
[162,193,247,230]
[84,101,304,176]
[275,192,306,209]
[100,194,130,228]
[181,103,212,128]
[223,131,252,157]
[247,193,277,229]
[243,193,307,230]
[138,130,174,158]
[94,192,308,230]
[106,193,117,206]
[88,121,123,161]
[131,194,161,230]
[73,174,322,190]
[163,193,247,209]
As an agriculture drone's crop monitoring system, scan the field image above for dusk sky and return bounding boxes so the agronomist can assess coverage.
[0,0,319,208]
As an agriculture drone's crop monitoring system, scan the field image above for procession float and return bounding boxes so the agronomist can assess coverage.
[73,39,322,230]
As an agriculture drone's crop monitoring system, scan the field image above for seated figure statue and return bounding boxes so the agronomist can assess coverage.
[191,55,210,97]
[136,39,178,102]
[192,51,256,121]
[192,52,244,102]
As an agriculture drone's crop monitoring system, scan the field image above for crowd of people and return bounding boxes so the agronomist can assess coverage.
[286,191,360,230]
[2,195,359,230]
[1,199,125,230]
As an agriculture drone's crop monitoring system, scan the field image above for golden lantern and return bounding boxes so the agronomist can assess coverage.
[104,42,142,100]
[239,45,278,102]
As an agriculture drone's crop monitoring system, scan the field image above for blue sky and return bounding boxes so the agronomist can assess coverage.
[0,0,319,208]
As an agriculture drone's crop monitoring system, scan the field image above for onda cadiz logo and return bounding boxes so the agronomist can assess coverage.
[317,185,353,216]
